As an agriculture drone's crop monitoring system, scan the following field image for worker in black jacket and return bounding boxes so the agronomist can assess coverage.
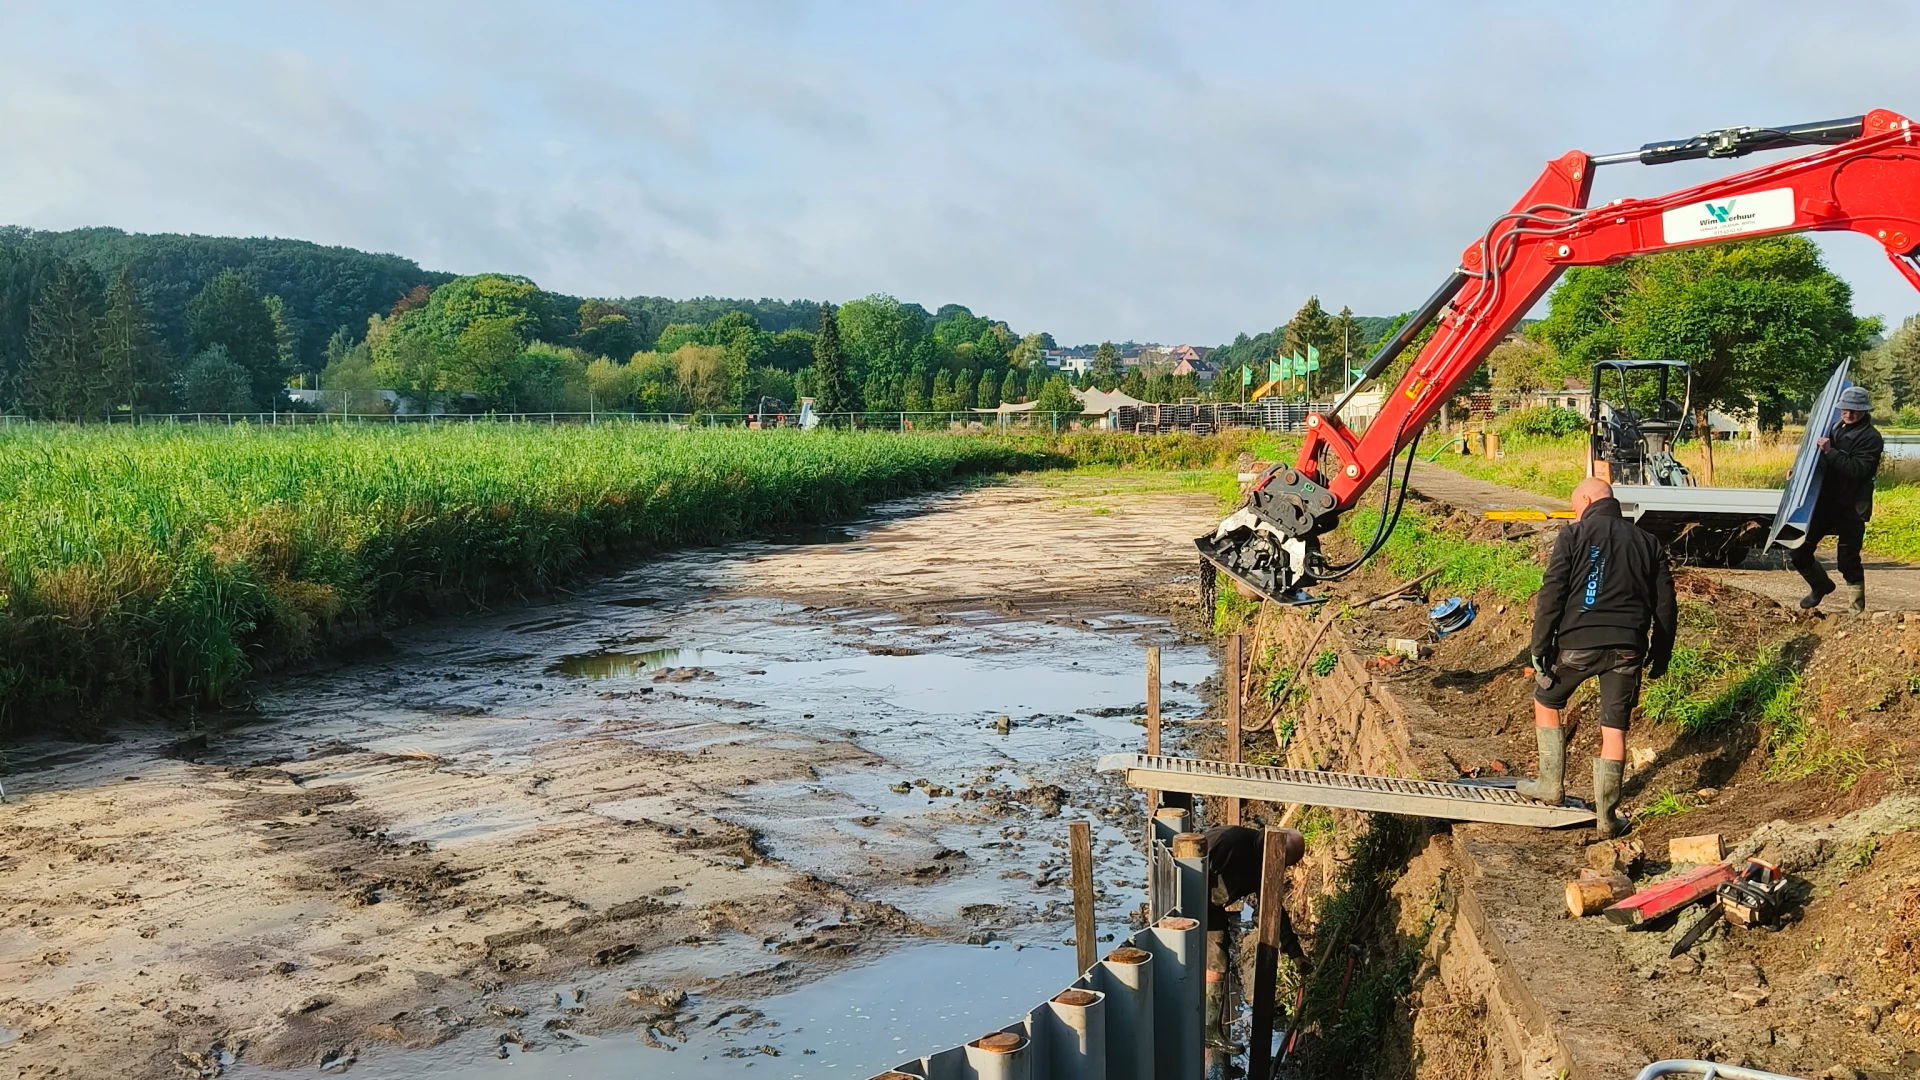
[1519,478,1676,837]
[1201,825,1305,1054]
[1791,385,1884,614]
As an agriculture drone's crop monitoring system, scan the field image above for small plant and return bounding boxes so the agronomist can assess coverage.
[1311,649,1339,677]
[1639,791,1692,819]
[1212,586,1260,634]
[1850,837,1880,869]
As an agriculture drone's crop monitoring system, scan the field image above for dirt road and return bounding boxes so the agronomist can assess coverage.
[0,475,1221,1079]
[1411,460,1920,611]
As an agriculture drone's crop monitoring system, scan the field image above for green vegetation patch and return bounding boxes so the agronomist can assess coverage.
[0,424,1058,730]
[1346,506,1544,604]
[1641,644,1796,736]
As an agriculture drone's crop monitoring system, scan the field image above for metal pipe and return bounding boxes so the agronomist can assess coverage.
[1042,988,1107,1080]
[1145,916,1203,1080]
[1633,1061,1811,1080]
[963,1032,1032,1080]
[1329,270,1468,418]
[1094,947,1154,1080]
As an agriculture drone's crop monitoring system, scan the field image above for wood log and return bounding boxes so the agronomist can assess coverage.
[1565,873,1635,917]
[1668,834,1725,865]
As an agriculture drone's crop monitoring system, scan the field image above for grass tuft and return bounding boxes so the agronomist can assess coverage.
[1347,506,1544,604]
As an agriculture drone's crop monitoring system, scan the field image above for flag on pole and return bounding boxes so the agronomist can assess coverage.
[1293,353,1307,377]
[1269,359,1281,383]
[1307,345,1321,372]
[1276,356,1290,379]
[1242,365,1253,387]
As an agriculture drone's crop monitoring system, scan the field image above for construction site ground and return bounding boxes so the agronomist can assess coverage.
[1232,464,1920,1078]
[0,473,1221,1080]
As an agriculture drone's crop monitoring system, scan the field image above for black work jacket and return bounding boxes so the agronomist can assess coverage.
[1815,416,1883,524]
[1531,498,1677,668]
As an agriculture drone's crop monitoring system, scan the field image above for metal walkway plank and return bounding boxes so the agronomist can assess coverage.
[1096,754,1595,829]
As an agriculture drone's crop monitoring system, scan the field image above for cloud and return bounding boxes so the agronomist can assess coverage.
[0,0,1915,343]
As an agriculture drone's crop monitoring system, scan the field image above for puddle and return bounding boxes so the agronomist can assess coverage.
[0,1027,18,1048]
[552,647,754,679]
[291,943,1079,1080]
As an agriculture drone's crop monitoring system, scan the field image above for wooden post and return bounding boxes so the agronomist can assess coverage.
[1247,828,1291,1080]
[1225,634,1243,826]
[1070,820,1097,975]
[1145,646,1162,815]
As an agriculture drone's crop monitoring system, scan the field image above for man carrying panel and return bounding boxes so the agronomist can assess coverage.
[1519,478,1677,837]
[1792,385,1884,614]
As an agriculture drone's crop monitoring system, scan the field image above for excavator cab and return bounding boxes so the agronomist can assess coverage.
[1589,360,1695,487]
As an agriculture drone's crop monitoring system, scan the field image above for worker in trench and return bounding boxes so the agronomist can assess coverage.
[1792,384,1884,614]
[1202,824,1306,1060]
[1519,477,1676,837]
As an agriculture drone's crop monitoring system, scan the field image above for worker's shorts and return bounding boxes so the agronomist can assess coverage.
[1534,647,1642,731]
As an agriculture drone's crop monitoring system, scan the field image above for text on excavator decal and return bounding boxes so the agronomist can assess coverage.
[1661,186,1796,243]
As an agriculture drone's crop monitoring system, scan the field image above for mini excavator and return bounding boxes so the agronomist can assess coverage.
[1201,109,1920,603]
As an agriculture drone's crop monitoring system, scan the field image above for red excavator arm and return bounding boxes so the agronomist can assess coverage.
[1202,108,1920,602]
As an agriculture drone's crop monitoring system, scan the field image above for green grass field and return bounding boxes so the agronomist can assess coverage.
[0,424,1260,731]
[1432,432,1920,563]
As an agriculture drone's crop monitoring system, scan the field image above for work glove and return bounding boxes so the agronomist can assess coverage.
[1648,653,1670,681]
[1531,654,1552,689]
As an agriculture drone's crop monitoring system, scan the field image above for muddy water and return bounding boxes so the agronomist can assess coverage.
[200,544,1211,1075]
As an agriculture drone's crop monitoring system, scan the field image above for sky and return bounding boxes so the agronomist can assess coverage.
[2,1,1918,345]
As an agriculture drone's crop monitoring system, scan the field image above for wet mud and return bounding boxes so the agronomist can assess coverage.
[0,477,1220,1079]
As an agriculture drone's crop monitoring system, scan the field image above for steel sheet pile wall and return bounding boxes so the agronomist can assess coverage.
[870,813,1207,1080]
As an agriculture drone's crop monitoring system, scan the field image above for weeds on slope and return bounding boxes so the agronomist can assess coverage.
[1346,506,1544,604]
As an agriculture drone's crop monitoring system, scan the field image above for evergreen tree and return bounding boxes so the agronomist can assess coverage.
[1329,305,1369,381]
[903,368,928,411]
[1025,365,1049,400]
[176,344,255,413]
[978,367,1001,409]
[187,270,285,409]
[1119,368,1147,400]
[930,369,957,411]
[1034,374,1078,425]
[999,367,1019,405]
[20,261,106,420]
[808,302,857,417]
[265,295,298,388]
[955,369,977,410]
[1089,341,1120,390]
[96,267,171,415]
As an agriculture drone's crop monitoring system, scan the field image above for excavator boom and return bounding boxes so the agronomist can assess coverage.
[1203,109,1920,603]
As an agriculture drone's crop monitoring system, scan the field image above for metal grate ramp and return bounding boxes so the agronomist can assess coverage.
[1097,753,1595,829]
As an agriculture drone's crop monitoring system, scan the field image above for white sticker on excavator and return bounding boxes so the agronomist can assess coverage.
[1661,186,1796,244]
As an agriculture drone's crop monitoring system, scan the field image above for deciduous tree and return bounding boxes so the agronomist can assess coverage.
[187,270,284,409]
[1536,236,1874,481]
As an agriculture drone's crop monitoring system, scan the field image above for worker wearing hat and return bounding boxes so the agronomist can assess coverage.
[1792,384,1883,613]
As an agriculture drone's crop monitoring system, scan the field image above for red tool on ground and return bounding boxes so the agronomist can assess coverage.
[1199,108,1920,604]
[1602,862,1736,928]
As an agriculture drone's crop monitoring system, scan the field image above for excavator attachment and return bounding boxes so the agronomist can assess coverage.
[1195,463,1340,604]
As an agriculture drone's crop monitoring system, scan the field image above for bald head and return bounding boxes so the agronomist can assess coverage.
[1572,478,1614,519]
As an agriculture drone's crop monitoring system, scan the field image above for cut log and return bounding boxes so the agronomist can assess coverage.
[1604,862,1736,927]
[1566,874,1635,917]
[1668,834,1725,865]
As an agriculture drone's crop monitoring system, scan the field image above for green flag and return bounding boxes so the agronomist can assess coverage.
[1293,353,1306,377]
[1307,345,1321,372]
[1242,365,1253,387]
[1275,356,1289,379]
[1269,359,1281,383]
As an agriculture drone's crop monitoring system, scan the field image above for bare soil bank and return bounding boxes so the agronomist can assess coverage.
[0,476,1221,1080]
[1232,496,1920,1079]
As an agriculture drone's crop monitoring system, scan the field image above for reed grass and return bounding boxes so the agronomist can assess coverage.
[1,423,1149,730]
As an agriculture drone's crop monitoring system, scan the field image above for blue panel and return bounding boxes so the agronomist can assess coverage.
[1768,362,1852,551]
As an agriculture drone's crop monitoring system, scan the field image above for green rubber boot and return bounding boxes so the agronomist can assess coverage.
[1515,725,1565,805]
[1849,583,1867,615]
[1593,757,1628,838]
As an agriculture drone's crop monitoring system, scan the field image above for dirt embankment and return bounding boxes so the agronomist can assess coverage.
[1225,498,1920,1079]
[0,476,1221,1080]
